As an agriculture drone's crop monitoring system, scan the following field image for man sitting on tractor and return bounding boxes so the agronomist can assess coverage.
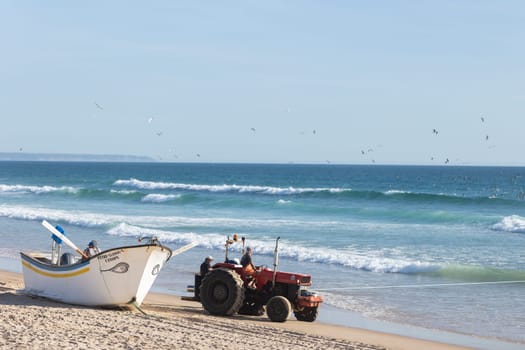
[240,247,257,288]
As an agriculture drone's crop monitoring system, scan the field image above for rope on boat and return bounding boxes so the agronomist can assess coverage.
[129,298,148,316]
[128,298,166,322]
[313,280,525,291]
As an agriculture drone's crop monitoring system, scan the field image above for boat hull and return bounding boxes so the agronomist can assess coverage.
[20,244,172,307]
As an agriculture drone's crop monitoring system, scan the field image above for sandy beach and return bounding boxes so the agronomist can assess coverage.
[0,270,473,350]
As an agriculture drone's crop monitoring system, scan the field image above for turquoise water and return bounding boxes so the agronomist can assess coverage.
[0,161,524,345]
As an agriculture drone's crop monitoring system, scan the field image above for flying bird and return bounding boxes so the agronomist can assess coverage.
[481,117,485,123]
[156,131,163,136]
[485,135,489,141]
[432,129,439,135]
[250,127,256,133]
[196,153,201,158]
[95,102,103,110]
[313,129,316,135]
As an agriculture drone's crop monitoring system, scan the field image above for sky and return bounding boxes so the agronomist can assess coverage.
[1,1,524,165]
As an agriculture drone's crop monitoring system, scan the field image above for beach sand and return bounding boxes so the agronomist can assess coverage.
[0,270,471,350]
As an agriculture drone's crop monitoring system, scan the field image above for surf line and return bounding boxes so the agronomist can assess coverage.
[314,280,525,291]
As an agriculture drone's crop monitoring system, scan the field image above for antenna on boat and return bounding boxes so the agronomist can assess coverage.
[51,225,66,265]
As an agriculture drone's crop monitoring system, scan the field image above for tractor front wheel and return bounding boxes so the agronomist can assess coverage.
[294,306,318,322]
[200,268,245,316]
[266,296,291,322]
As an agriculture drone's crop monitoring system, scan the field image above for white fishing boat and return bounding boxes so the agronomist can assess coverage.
[20,220,196,307]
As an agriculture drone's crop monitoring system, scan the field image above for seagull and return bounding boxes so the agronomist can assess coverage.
[312,129,316,135]
[485,135,489,141]
[196,153,201,158]
[361,150,365,155]
[95,102,103,110]
[19,147,23,152]
[250,127,256,133]
[481,117,485,123]
[432,129,438,135]
[156,131,163,136]
[445,158,450,164]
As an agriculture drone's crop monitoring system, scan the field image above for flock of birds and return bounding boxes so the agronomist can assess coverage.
[427,116,491,165]
[16,102,493,165]
[359,116,492,165]
[134,104,319,161]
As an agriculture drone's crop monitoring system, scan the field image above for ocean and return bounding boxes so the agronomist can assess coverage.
[0,161,524,348]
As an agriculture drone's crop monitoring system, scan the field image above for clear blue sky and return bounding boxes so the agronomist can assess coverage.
[1,1,524,165]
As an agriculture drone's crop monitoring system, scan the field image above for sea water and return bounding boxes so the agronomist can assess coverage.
[0,162,524,347]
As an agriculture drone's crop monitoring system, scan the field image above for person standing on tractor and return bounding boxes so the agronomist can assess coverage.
[200,256,214,277]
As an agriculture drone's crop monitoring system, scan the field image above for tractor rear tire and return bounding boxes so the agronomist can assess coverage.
[294,307,318,322]
[266,296,291,322]
[200,268,245,316]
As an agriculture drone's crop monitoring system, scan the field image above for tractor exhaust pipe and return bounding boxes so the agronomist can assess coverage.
[272,236,281,288]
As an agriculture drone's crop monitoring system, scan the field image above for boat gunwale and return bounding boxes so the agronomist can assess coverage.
[20,243,173,272]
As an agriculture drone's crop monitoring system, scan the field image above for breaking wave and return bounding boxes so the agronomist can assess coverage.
[112,178,524,206]
[0,184,77,194]
[141,194,181,203]
[492,215,525,233]
[107,222,441,274]
[113,178,347,195]
[1,204,521,281]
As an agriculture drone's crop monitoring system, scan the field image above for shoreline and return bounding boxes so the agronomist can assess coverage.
[0,269,476,350]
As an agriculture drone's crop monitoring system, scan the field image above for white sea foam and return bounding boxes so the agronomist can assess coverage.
[114,178,349,195]
[0,204,344,230]
[0,205,111,227]
[110,189,138,195]
[0,184,77,194]
[0,204,442,274]
[492,215,525,233]
[141,194,181,203]
[0,248,20,260]
[384,189,409,195]
[277,199,292,204]
[106,223,440,274]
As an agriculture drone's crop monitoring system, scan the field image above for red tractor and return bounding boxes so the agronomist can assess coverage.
[193,236,323,322]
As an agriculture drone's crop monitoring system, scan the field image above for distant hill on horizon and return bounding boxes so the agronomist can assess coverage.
[0,152,156,162]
